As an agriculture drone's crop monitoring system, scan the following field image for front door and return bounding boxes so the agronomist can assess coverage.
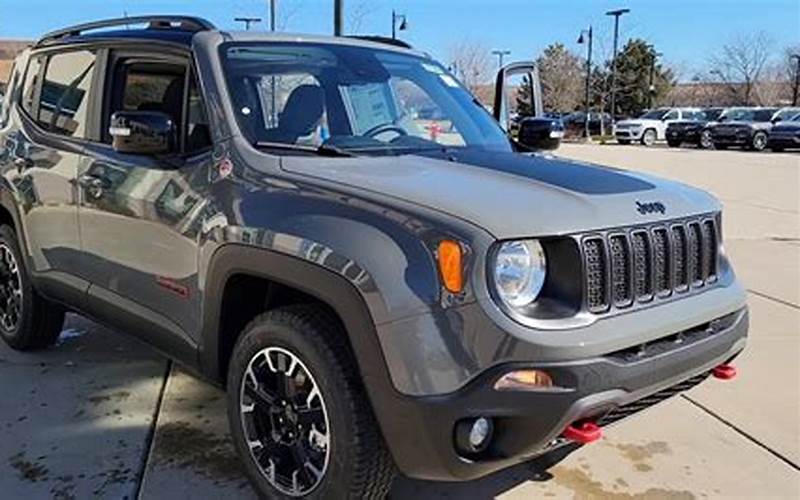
[76,48,213,358]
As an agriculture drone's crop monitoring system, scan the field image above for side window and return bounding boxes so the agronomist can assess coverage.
[109,61,185,142]
[121,68,181,113]
[21,55,44,117]
[38,50,96,137]
[109,59,210,153]
[186,73,211,152]
[663,110,679,121]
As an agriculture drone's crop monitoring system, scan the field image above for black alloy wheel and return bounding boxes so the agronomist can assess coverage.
[239,346,331,497]
[0,243,22,332]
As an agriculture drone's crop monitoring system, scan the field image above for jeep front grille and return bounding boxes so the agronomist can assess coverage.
[580,216,720,314]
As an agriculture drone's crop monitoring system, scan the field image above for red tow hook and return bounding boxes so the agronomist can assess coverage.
[562,421,602,444]
[713,363,737,380]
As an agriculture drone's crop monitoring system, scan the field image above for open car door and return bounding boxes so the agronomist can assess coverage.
[493,61,563,150]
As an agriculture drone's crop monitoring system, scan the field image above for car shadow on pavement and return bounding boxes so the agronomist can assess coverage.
[0,315,554,499]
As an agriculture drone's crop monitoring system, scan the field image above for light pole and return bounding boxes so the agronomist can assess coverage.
[606,8,630,122]
[492,50,511,70]
[577,26,593,139]
[647,48,663,109]
[791,54,800,106]
[334,0,344,36]
[391,10,408,40]
[235,17,262,30]
[269,0,276,31]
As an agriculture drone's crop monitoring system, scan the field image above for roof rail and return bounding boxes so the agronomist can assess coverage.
[36,15,216,46]
[347,35,413,49]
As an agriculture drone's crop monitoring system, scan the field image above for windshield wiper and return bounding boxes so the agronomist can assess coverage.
[254,141,356,157]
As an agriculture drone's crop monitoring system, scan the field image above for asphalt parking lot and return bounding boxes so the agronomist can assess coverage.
[0,143,798,499]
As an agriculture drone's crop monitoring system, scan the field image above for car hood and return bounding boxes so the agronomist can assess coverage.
[616,119,660,127]
[280,149,720,239]
[771,122,800,132]
[714,121,760,128]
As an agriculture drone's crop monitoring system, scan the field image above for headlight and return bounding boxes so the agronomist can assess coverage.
[492,240,547,308]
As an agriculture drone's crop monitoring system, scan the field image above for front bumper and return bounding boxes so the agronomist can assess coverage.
[615,128,643,140]
[712,131,752,145]
[667,128,701,143]
[768,135,800,149]
[379,307,747,481]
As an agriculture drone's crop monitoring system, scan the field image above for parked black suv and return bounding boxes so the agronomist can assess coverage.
[0,17,748,498]
[666,107,724,149]
[768,112,800,151]
[707,107,793,151]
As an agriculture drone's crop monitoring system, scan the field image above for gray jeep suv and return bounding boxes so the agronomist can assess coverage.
[0,16,747,498]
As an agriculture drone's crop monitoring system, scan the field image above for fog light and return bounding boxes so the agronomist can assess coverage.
[455,417,494,455]
[469,417,491,448]
[494,369,555,392]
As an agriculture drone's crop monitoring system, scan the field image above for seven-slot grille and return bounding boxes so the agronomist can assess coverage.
[581,216,719,313]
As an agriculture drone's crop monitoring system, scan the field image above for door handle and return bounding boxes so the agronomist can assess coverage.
[78,174,109,199]
[13,157,33,173]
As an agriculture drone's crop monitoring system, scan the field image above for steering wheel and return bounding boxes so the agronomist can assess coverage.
[363,123,408,139]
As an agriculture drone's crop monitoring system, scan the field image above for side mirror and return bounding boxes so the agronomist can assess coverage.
[772,116,782,124]
[109,111,176,155]
[517,116,563,151]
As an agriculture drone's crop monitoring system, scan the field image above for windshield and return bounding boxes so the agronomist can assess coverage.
[773,108,800,122]
[220,43,511,156]
[719,108,754,122]
[703,108,723,121]
[637,109,668,120]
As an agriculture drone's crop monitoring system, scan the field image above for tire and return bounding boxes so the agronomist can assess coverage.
[227,305,396,499]
[0,225,64,351]
[699,130,714,149]
[751,131,768,151]
[641,129,657,147]
[667,140,681,148]
[617,139,631,145]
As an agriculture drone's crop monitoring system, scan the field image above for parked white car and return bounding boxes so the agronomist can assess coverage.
[615,107,705,146]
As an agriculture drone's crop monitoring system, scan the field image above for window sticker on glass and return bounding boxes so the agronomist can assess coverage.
[340,83,395,135]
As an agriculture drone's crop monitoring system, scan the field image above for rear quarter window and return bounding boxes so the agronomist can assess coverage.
[37,50,97,138]
[21,55,45,117]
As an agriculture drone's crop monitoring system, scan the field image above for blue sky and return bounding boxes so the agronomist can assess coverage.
[1,0,798,78]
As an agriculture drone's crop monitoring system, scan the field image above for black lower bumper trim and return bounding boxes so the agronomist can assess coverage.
[380,307,748,481]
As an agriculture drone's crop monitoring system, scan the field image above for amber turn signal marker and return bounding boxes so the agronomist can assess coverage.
[437,240,464,293]
[494,370,555,391]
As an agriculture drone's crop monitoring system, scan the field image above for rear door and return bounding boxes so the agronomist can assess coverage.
[0,48,99,293]
[76,46,213,359]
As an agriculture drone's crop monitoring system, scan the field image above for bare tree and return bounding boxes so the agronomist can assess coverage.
[275,0,303,31]
[708,32,773,105]
[346,0,377,34]
[448,40,493,96]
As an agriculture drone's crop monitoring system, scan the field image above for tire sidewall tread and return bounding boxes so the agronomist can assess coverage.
[0,225,64,350]
[226,305,395,499]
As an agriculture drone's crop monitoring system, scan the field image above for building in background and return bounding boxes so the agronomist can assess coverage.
[0,40,32,90]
